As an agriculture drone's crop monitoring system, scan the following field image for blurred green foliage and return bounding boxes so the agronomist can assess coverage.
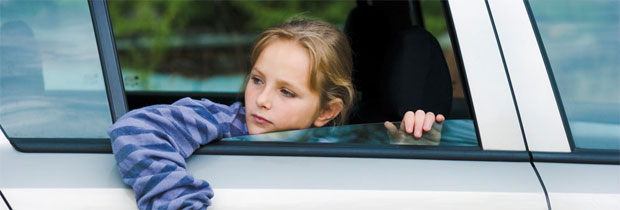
[419,0,448,39]
[108,0,355,74]
[109,1,194,75]
[229,0,354,30]
[107,0,451,92]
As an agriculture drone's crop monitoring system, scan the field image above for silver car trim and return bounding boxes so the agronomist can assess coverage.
[487,0,571,152]
[447,0,526,151]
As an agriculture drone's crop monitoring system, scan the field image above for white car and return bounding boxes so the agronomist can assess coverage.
[1,0,618,209]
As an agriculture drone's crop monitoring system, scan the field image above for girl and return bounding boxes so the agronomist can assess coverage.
[109,19,444,209]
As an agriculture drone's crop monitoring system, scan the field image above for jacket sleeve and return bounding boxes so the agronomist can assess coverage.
[108,97,244,210]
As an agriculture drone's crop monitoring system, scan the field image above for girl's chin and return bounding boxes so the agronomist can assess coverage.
[247,125,274,135]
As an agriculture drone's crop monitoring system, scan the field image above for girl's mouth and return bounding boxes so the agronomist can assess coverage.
[252,114,272,125]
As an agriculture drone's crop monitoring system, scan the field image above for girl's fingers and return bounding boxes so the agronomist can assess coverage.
[384,121,399,138]
[404,111,415,133]
[436,114,445,123]
[423,112,435,132]
[414,110,425,138]
[400,111,446,139]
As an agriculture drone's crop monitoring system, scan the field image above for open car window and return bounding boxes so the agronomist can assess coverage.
[111,0,482,151]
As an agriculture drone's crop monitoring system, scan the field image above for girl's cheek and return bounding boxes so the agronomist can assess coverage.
[277,94,298,107]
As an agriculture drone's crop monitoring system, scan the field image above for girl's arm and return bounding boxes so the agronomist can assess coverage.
[108,97,245,210]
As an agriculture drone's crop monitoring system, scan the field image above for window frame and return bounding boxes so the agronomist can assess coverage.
[91,0,128,121]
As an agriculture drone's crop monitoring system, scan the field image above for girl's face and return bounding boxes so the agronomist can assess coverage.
[244,39,324,135]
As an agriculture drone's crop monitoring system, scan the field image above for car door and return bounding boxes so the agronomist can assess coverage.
[1,0,552,209]
[487,0,620,209]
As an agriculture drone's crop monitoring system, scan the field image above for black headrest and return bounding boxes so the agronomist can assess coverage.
[345,3,452,124]
[383,27,453,118]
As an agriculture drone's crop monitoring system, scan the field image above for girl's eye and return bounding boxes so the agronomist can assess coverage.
[251,76,263,85]
[281,89,295,97]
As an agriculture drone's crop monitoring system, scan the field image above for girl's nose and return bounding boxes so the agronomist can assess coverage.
[255,88,272,110]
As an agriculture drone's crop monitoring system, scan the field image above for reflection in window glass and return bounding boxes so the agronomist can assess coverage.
[529,0,620,150]
[223,120,478,147]
[108,0,355,93]
[0,0,112,138]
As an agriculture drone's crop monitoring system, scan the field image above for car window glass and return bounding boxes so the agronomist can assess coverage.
[224,121,477,147]
[528,0,620,150]
[0,0,113,138]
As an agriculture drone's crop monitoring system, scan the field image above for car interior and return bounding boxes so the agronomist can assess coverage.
[345,0,453,124]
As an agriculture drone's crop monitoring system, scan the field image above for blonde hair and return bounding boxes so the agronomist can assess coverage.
[250,19,355,125]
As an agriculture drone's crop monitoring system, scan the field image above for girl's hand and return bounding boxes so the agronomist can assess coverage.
[384,110,445,144]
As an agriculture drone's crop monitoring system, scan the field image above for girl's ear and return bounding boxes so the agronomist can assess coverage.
[313,98,344,127]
